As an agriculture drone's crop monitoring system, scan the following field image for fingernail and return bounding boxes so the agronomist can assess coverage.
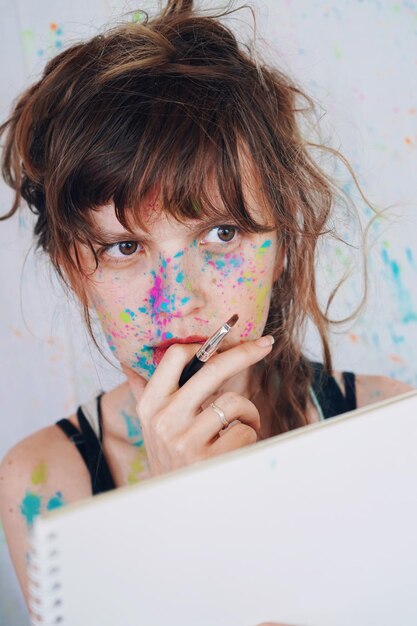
[255,335,275,348]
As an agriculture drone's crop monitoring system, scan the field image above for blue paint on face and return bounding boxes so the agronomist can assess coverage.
[133,353,156,376]
[260,240,272,248]
[174,250,184,258]
[176,271,184,283]
[237,276,255,284]
[125,308,136,320]
[229,257,242,269]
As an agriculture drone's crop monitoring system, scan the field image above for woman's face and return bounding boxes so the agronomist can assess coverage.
[79,183,281,383]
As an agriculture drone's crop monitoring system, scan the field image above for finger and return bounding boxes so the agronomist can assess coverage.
[121,363,148,405]
[184,392,261,445]
[170,336,274,416]
[207,422,258,455]
[139,342,210,414]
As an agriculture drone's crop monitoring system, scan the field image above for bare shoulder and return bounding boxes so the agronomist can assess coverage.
[354,373,415,408]
[0,420,92,606]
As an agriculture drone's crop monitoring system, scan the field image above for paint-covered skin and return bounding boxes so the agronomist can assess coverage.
[19,460,66,529]
[120,407,151,483]
[81,193,281,390]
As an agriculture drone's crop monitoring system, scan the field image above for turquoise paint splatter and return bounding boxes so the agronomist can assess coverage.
[228,257,242,269]
[382,248,417,324]
[207,258,226,270]
[390,332,405,345]
[181,297,190,304]
[20,492,42,527]
[176,271,184,283]
[122,411,144,447]
[133,353,156,376]
[46,492,65,511]
[174,250,184,258]
[260,240,272,248]
[406,248,416,270]
[237,276,255,284]
[138,307,147,313]
[125,308,136,321]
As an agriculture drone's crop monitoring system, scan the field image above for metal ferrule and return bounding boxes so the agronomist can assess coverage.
[196,323,232,362]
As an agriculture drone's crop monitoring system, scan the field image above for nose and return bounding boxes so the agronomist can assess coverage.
[147,253,204,319]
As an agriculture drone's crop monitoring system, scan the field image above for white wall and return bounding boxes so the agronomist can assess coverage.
[1,0,416,462]
[1,2,416,622]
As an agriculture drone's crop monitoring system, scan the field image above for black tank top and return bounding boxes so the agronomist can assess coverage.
[55,362,357,495]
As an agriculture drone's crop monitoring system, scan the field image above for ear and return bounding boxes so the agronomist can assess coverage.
[273,242,286,283]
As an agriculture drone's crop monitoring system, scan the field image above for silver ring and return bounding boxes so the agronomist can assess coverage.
[210,402,229,428]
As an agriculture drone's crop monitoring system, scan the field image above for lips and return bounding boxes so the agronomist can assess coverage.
[152,336,208,366]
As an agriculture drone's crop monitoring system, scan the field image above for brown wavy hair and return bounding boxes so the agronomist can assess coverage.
[0,0,372,435]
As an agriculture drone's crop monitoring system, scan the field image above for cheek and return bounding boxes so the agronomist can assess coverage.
[203,239,276,326]
[88,284,149,358]
[203,239,275,283]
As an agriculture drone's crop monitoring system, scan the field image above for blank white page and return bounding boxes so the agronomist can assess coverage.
[29,391,417,626]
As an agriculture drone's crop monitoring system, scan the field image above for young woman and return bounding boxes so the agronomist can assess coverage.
[0,0,412,616]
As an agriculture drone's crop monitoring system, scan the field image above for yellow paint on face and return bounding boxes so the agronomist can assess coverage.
[119,311,131,324]
[254,283,270,327]
[31,461,47,485]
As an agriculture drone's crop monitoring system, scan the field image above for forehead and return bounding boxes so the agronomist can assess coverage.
[91,140,273,233]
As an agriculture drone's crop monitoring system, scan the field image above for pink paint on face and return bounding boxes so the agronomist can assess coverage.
[149,274,166,313]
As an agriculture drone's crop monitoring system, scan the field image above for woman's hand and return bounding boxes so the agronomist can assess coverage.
[121,336,274,477]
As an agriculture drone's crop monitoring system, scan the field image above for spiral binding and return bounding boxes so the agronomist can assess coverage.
[27,528,64,625]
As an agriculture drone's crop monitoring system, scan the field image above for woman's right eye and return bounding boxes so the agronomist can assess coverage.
[99,241,142,260]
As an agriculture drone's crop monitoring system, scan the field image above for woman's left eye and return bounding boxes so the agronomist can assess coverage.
[201,225,240,246]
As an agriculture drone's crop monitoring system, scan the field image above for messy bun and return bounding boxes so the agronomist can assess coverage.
[160,0,194,17]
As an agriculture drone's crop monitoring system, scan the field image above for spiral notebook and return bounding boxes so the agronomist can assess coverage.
[28,390,417,626]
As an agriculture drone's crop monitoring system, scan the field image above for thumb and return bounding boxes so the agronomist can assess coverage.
[121,363,148,405]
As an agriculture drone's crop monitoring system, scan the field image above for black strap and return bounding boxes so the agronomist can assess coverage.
[311,362,357,419]
[56,394,116,495]
[343,371,357,412]
[55,418,91,469]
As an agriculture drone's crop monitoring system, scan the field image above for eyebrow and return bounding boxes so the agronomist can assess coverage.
[89,214,238,243]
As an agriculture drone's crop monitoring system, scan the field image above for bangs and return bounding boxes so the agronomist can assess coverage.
[51,72,276,247]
